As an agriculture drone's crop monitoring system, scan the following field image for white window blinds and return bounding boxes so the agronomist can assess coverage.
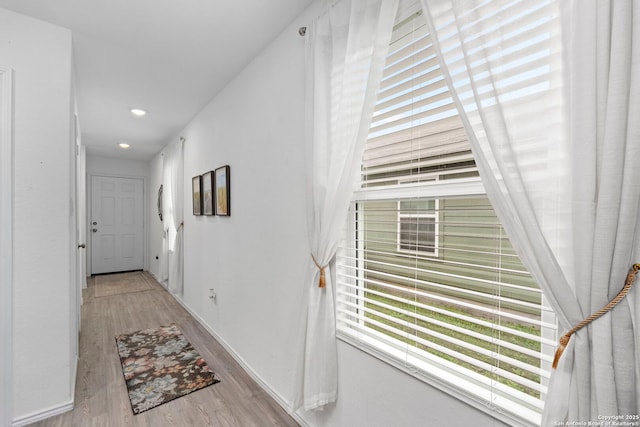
[336,8,557,426]
[362,11,474,189]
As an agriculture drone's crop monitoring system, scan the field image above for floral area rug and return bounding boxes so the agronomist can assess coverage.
[115,323,221,414]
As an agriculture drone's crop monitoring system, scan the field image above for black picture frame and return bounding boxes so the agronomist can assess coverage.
[214,165,230,216]
[202,171,215,216]
[192,175,202,215]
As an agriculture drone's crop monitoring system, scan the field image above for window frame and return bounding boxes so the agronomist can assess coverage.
[338,178,550,427]
[396,198,439,256]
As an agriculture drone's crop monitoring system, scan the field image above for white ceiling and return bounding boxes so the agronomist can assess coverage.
[0,0,313,160]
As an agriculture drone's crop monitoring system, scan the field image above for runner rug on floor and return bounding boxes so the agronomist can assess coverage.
[115,323,221,414]
[95,271,154,298]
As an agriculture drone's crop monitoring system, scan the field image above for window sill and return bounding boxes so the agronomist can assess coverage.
[336,328,542,427]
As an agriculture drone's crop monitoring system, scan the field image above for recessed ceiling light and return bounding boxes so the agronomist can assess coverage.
[130,108,147,117]
[119,143,130,149]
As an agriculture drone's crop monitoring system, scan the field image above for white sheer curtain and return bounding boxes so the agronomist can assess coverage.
[293,0,398,411]
[168,138,184,295]
[421,0,640,423]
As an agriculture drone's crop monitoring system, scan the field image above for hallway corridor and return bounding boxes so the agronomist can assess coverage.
[31,272,298,427]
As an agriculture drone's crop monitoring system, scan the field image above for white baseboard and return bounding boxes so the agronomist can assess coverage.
[12,352,79,426]
[12,400,74,427]
[168,293,309,427]
[148,270,168,289]
[70,355,78,407]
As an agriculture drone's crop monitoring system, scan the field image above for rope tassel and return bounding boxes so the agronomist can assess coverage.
[552,335,571,370]
[552,263,640,369]
[311,255,327,288]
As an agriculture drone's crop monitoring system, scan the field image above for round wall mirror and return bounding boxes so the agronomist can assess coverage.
[157,184,163,221]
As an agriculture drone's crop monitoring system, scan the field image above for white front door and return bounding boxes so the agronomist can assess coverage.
[91,176,144,274]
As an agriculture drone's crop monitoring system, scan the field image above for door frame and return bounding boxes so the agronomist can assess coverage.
[0,66,14,426]
[88,173,147,276]
[72,114,84,376]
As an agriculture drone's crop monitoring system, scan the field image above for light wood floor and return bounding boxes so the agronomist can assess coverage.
[31,272,299,427]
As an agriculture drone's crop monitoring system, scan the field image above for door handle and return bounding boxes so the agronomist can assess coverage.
[78,243,86,249]
[92,228,98,233]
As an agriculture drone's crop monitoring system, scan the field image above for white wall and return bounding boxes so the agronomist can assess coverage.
[86,154,150,177]
[67,59,79,426]
[0,63,15,427]
[148,2,507,426]
[0,8,76,423]
[174,14,310,406]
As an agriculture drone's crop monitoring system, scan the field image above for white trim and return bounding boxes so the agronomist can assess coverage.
[337,330,539,427]
[70,355,78,413]
[11,400,74,427]
[353,178,486,202]
[149,270,169,289]
[168,293,309,427]
[13,356,81,427]
[0,65,14,427]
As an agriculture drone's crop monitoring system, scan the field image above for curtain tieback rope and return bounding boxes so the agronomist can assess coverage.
[311,254,327,288]
[552,263,640,369]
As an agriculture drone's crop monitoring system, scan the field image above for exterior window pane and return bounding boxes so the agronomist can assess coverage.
[399,216,435,253]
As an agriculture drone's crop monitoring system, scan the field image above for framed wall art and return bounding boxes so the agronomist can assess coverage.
[192,175,202,215]
[202,171,214,216]
[214,165,230,216]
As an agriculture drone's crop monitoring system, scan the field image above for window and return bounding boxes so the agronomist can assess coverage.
[398,199,438,255]
[336,8,557,426]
